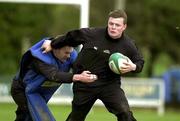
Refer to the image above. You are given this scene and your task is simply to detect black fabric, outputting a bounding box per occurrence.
[116,111,137,121]
[51,34,84,49]
[11,80,32,121]
[14,51,33,83]
[14,108,32,121]
[66,83,137,121]
[67,27,144,87]
[64,27,143,121]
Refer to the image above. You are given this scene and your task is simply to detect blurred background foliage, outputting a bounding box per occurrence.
[0,0,179,77]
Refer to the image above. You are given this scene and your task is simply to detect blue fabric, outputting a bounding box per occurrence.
[163,68,180,103]
[22,38,77,121]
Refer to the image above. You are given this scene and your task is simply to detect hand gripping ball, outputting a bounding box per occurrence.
[108,52,128,74]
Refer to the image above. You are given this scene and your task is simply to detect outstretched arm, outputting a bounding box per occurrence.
[41,28,91,53]
[32,58,97,83]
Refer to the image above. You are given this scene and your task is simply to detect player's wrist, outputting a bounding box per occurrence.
[72,74,81,82]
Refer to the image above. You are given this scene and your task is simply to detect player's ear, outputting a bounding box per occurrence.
[123,24,127,31]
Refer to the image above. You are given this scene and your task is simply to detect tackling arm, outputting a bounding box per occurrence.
[32,58,97,83]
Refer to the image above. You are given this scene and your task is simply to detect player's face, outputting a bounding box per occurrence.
[53,46,73,63]
[107,17,127,39]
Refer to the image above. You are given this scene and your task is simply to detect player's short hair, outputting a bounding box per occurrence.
[108,9,127,24]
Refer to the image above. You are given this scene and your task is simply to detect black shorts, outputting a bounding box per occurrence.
[70,83,130,119]
[11,80,33,121]
[11,80,27,110]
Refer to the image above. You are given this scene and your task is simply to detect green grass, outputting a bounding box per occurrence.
[1,103,180,121]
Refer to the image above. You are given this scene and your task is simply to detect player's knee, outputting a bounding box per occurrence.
[117,103,130,113]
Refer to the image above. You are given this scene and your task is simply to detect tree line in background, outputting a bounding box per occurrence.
[126,0,180,77]
[0,0,179,77]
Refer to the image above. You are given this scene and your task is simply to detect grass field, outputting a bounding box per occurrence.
[0,103,180,121]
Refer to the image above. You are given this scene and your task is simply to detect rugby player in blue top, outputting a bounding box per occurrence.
[11,35,97,121]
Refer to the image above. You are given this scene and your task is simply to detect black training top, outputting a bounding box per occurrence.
[63,27,144,87]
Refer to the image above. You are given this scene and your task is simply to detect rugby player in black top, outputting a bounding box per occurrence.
[42,9,144,121]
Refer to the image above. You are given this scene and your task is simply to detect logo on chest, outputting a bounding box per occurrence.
[93,46,110,54]
[103,49,110,54]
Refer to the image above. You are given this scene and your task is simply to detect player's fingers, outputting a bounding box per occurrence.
[90,74,98,80]
[83,70,91,73]
[122,61,129,65]
[82,71,91,76]
[42,50,46,53]
[120,65,128,70]
[41,47,48,53]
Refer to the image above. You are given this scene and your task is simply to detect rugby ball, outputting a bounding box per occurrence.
[108,53,128,74]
